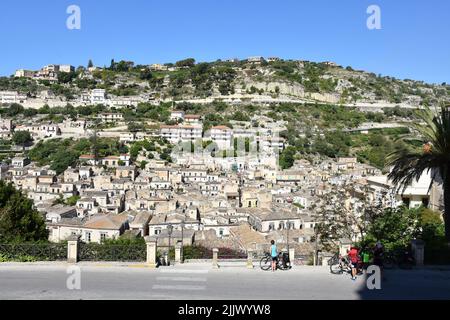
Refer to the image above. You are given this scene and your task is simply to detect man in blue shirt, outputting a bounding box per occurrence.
[270,240,278,272]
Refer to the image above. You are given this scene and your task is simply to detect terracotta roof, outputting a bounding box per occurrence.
[160,125,201,129]
[83,214,128,230]
[211,125,232,131]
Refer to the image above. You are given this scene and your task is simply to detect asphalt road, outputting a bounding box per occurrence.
[0,263,449,300]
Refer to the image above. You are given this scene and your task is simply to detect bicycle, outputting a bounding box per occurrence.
[329,253,363,275]
[260,252,292,271]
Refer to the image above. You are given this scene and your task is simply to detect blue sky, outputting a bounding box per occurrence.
[0,0,449,83]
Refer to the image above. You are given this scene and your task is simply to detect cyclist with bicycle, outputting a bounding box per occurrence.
[347,246,360,281]
[270,240,277,272]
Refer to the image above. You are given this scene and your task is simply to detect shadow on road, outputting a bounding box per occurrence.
[356,267,450,300]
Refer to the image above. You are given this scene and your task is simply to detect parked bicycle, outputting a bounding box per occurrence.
[260,252,292,271]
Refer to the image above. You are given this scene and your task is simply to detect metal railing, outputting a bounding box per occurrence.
[0,243,67,261]
[78,243,146,262]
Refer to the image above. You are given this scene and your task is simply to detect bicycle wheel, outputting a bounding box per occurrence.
[330,259,343,274]
[279,261,292,271]
[260,256,272,271]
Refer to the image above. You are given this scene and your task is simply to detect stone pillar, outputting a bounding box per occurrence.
[212,248,219,269]
[289,248,295,264]
[246,250,254,269]
[175,241,182,264]
[145,237,158,268]
[411,239,425,266]
[67,235,79,264]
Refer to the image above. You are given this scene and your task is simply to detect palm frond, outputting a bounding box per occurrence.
[387,110,449,193]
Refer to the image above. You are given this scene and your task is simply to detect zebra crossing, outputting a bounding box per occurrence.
[152,268,209,291]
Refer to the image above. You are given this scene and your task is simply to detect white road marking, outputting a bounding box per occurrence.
[159,269,209,274]
[156,277,207,282]
[152,285,206,291]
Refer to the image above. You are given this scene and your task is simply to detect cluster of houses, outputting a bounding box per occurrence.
[1,60,444,254]
[1,131,442,255]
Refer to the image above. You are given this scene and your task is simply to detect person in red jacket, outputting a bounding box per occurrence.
[347,247,359,281]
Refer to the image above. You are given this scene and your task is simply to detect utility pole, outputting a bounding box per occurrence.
[286,219,290,254]
[314,227,319,266]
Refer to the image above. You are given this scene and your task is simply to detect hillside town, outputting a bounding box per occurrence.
[0,84,443,258]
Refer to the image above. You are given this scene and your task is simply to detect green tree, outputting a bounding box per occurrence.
[12,131,33,149]
[176,58,196,68]
[0,181,48,242]
[139,68,153,80]
[66,195,81,206]
[387,105,450,241]
[363,207,421,251]
[57,71,76,84]
[279,146,297,169]
[6,103,24,117]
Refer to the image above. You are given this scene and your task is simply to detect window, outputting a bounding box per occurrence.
[85,232,92,243]
[100,233,107,242]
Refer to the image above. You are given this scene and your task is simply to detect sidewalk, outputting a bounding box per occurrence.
[1,261,450,271]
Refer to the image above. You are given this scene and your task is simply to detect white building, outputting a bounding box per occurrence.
[184,115,202,125]
[0,91,27,104]
[366,170,437,209]
[47,214,130,243]
[59,65,75,73]
[0,117,12,138]
[14,69,36,78]
[209,126,233,150]
[170,110,185,121]
[160,125,203,144]
[248,56,265,63]
[150,64,168,71]
[91,89,106,105]
[99,113,124,122]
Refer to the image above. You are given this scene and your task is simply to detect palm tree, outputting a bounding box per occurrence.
[387,105,450,242]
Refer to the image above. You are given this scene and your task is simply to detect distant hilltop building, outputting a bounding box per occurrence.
[225,58,240,63]
[322,61,340,67]
[14,64,75,81]
[247,56,265,64]
[15,69,36,78]
[150,64,168,71]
